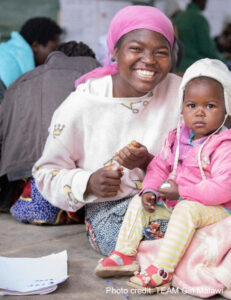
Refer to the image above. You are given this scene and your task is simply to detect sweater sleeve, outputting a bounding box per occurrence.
[140,134,173,194]
[179,141,231,206]
[33,96,97,212]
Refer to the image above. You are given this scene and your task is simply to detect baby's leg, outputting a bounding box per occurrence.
[95,194,170,277]
[116,194,171,256]
[154,200,230,273]
[128,200,229,292]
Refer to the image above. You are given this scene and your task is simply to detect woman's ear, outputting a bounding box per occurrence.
[112,47,119,62]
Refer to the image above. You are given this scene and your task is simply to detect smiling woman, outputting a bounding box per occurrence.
[32,5,182,256]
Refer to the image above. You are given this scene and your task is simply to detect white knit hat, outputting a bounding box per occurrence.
[178,58,231,116]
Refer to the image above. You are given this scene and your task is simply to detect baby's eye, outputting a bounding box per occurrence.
[187,103,195,108]
[207,104,215,109]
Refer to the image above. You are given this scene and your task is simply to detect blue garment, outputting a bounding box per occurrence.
[10,178,60,224]
[0,32,35,87]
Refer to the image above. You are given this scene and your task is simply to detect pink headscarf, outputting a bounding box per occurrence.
[75,5,174,88]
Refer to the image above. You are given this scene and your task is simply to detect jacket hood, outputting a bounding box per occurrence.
[177,58,231,116]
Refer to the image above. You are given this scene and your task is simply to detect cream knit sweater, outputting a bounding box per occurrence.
[33,74,181,211]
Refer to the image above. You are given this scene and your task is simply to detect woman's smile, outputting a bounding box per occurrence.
[136,69,155,80]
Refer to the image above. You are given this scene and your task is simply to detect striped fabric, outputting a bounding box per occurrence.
[116,194,230,272]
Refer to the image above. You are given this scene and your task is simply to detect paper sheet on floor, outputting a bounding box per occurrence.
[0,250,68,295]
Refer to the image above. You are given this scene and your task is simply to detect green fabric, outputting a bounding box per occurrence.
[173,2,224,72]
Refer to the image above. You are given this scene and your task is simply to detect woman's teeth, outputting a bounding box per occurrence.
[136,70,154,78]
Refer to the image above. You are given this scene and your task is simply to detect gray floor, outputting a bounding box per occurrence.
[0,213,224,300]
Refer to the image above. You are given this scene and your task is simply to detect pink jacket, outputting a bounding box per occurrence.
[142,126,231,210]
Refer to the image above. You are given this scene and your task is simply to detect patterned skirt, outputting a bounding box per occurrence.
[10,177,84,225]
[85,196,134,256]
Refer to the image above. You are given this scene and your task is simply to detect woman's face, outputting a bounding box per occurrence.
[112,29,172,98]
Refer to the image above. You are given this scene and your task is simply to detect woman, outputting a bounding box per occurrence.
[33,5,182,256]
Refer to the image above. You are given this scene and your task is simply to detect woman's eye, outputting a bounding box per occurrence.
[130,46,141,51]
[155,51,169,56]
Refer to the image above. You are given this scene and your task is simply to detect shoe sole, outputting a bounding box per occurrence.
[95,264,140,278]
[126,281,171,294]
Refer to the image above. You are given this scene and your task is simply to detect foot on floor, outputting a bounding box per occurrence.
[127,264,172,294]
[95,251,139,278]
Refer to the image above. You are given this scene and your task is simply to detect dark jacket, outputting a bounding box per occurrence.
[0,79,6,103]
[0,51,100,180]
[173,2,224,72]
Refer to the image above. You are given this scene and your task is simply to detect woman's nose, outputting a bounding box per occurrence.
[142,50,155,65]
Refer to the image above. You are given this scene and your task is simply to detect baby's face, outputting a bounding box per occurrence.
[182,77,226,140]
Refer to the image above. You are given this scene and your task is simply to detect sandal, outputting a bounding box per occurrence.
[127,265,172,294]
[95,251,139,278]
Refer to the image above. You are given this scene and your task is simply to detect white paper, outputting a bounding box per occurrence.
[0,285,57,296]
[0,250,68,293]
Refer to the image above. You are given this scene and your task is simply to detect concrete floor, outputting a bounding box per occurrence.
[0,212,224,300]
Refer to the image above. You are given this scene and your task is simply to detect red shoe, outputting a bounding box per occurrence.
[95,251,139,278]
[127,265,172,294]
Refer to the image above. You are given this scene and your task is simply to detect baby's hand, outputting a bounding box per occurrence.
[142,192,156,213]
[158,179,179,200]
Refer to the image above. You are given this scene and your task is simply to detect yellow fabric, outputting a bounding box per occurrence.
[155,200,229,272]
[115,194,171,256]
[116,195,229,272]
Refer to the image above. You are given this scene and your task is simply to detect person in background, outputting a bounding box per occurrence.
[0,79,6,104]
[32,5,182,256]
[173,0,224,73]
[0,41,100,219]
[95,59,231,295]
[0,17,62,88]
[215,16,231,56]
[164,0,181,20]
[215,16,231,70]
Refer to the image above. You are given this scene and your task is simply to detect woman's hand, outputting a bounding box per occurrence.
[157,179,179,200]
[142,192,156,213]
[115,140,153,171]
[85,165,123,198]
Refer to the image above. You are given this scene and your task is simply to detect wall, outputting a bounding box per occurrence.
[1,0,230,59]
[60,0,231,62]
[0,0,59,41]
[59,0,132,63]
